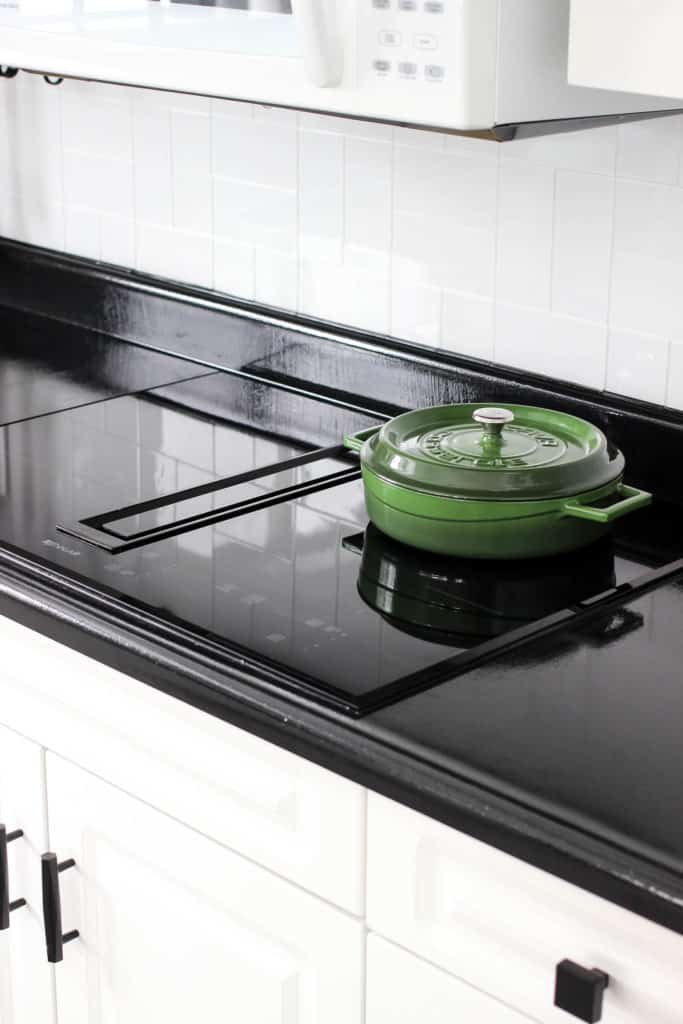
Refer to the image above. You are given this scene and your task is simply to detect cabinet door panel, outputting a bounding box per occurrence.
[367,935,533,1024]
[367,793,683,1024]
[46,752,363,1024]
[0,723,54,1024]
[0,614,364,914]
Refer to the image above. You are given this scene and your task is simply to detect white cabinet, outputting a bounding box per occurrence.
[0,614,365,914]
[367,793,683,1024]
[45,752,364,1024]
[569,0,683,100]
[0,611,680,1024]
[367,934,533,1024]
[0,724,54,1024]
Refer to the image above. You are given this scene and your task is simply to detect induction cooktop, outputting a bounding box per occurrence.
[0,368,679,716]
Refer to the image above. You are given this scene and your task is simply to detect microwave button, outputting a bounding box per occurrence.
[414,33,437,49]
[425,63,445,80]
[398,0,417,10]
[379,30,402,46]
[424,1,444,11]
[398,61,418,77]
[373,59,392,73]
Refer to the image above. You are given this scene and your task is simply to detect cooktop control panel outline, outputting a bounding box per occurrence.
[59,445,360,553]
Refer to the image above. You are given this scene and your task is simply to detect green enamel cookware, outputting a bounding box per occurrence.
[343,403,652,559]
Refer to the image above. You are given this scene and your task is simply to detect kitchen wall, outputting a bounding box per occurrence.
[1,71,682,410]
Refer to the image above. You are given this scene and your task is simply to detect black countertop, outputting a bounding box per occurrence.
[2,241,683,936]
[0,306,214,425]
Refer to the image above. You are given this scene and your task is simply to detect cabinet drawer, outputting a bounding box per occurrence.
[0,614,365,913]
[367,935,534,1023]
[367,793,683,1024]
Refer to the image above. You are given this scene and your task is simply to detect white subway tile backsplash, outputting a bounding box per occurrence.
[171,110,211,178]
[495,305,607,390]
[137,222,212,289]
[173,172,212,235]
[391,267,441,347]
[213,177,296,253]
[135,161,173,227]
[254,248,297,311]
[617,116,683,186]
[552,170,614,322]
[666,343,683,409]
[299,129,344,258]
[393,145,497,295]
[606,329,670,405]
[62,80,133,163]
[345,137,392,254]
[441,292,495,362]
[610,179,683,338]
[1,73,682,409]
[63,151,135,217]
[213,238,255,300]
[505,125,618,177]
[100,213,136,267]
[496,157,554,308]
[64,206,100,261]
[213,111,296,191]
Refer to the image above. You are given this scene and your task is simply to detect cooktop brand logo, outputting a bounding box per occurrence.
[43,538,81,557]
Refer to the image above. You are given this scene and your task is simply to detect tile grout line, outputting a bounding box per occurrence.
[603,130,621,393]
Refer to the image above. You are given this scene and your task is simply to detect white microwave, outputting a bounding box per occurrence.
[0,0,679,138]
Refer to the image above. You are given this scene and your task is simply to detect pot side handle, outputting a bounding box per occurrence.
[562,483,652,524]
[343,426,381,454]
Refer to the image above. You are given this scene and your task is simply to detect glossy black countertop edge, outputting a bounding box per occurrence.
[0,544,682,935]
[1,239,683,934]
[1,238,683,503]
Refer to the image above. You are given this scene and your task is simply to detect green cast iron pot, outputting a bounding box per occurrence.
[343,403,652,560]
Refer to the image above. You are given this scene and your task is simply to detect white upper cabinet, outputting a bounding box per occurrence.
[569,0,683,100]
[45,752,364,1024]
[0,724,54,1024]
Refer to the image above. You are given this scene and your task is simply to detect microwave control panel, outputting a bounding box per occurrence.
[357,0,458,92]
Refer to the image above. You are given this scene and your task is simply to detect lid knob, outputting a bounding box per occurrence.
[473,407,514,442]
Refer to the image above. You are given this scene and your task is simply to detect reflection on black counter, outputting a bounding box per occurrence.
[349,524,618,647]
[0,307,213,426]
[369,581,682,877]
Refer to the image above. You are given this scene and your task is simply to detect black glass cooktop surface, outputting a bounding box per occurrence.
[0,307,213,426]
[0,370,674,714]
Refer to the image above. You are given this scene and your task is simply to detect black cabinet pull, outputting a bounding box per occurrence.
[41,853,79,963]
[0,825,27,930]
[555,959,609,1022]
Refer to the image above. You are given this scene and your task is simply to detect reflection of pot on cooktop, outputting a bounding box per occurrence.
[348,524,618,647]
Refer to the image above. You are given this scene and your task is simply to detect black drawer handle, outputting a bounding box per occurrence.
[0,825,27,930]
[41,853,79,963]
[555,959,609,1022]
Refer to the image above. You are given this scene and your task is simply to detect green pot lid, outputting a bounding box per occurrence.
[362,403,625,501]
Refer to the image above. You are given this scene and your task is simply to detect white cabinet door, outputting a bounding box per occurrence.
[0,724,55,1024]
[46,752,363,1024]
[0,614,365,914]
[367,935,534,1024]
[367,793,683,1024]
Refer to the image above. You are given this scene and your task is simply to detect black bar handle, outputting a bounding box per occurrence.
[555,960,609,1022]
[41,853,79,963]
[0,824,26,930]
